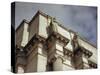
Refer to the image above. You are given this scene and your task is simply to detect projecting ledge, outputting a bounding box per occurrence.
[46,32,69,47]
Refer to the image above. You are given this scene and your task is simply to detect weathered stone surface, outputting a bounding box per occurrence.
[16,10,97,73]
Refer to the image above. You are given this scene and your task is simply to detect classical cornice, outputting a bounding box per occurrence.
[81,47,93,58]
[46,32,69,47]
[88,60,97,68]
[23,34,46,54]
[63,47,73,57]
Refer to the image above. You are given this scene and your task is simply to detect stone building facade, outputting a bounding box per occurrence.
[15,10,97,73]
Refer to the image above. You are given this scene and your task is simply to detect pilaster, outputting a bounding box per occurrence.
[24,34,47,72]
[63,48,74,70]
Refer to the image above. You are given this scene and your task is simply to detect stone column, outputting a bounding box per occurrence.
[47,42,64,71]
[46,32,69,71]
[52,52,74,71]
[63,49,75,70]
[53,56,63,71]
[25,35,47,72]
[37,43,47,72]
[82,54,90,69]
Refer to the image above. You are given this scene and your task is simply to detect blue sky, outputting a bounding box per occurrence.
[15,2,97,46]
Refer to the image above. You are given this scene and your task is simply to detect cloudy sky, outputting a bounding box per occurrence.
[15,2,97,47]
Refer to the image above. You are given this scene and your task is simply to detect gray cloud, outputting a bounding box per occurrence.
[15,2,97,46]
